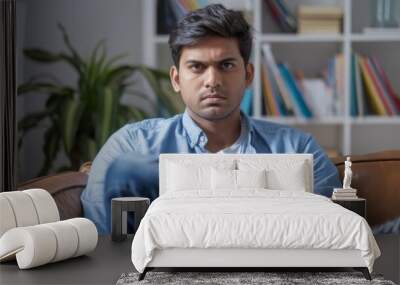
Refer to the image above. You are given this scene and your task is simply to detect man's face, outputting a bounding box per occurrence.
[170,36,254,121]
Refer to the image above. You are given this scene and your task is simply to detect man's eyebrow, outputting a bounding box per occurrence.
[184,57,239,64]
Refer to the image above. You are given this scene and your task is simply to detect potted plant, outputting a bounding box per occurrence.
[18,24,184,175]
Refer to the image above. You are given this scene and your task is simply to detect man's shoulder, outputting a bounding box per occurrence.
[120,114,183,135]
[249,117,310,138]
[97,114,184,156]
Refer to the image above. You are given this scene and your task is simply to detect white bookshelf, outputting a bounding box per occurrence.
[143,0,400,155]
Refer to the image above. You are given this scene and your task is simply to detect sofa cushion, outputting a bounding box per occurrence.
[17,172,88,220]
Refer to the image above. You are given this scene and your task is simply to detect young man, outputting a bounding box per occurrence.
[81,4,341,233]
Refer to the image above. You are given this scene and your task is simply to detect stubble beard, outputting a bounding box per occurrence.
[188,102,241,122]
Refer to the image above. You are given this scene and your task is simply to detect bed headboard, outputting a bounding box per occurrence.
[159,154,313,195]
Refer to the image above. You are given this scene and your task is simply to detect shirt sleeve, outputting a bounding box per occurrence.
[300,134,342,197]
[80,125,136,233]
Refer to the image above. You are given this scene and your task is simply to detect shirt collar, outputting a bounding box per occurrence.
[182,108,255,149]
[182,109,203,148]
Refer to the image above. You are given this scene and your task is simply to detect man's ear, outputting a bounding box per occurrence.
[245,63,254,88]
[170,65,180,92]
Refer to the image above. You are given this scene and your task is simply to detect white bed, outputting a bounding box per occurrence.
[131,154,380,280]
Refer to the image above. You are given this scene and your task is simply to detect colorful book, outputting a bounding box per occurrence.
[370,57,400,114]
[354,54,365,116]
[264,0,297,33]
[278,63,313,118]
[350,54,359,116]
[266,62,287,116]
[240,88,253,115]
[364,58,395,116]
[358,57,387,115]
[275,0,297,31]
[262,44,294,115]
[261,63,280,116]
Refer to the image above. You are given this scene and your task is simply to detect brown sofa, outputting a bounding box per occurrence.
[17,151,400,228]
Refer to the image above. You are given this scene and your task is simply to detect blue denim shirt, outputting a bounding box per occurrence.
[81,110,341,233]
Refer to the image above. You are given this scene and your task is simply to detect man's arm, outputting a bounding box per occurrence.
[301,134,341,197]
[80,125,135,234]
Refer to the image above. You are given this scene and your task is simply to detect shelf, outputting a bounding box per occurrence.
[258,34,344,43]
[350,34,400,42]
[155,34,347,44]
[257,116,345,125]
[145,0,400,155]
[351,117,400,125]
[257,116,400,125]
[155,33,400,44]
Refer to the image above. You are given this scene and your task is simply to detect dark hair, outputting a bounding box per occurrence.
[168,4,253,68]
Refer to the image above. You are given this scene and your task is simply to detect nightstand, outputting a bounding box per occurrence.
[111,197,150,242]
[331,198,366,218]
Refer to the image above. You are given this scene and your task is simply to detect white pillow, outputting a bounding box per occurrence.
[211,168,236,190]
[237,169,267,189]
[166,160,235,192]
[237,159,309,192]
[211,168,267,190]
[266,164,307,191]
[167,162,210,191]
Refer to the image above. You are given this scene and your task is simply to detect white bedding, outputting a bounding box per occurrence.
[131,190,380,273]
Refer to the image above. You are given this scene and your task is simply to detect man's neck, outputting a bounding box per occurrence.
[188,110,242,153]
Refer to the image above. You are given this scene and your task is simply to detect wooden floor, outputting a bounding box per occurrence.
[373,235,400,284]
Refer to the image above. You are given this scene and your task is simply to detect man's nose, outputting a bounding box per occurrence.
[204,66,222,90]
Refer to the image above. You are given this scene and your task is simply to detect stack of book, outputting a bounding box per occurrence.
[332,188,358,200]
[260,44,344,118]
[351,53,400,116]
[259,46,399,119]
[297,5,343,34]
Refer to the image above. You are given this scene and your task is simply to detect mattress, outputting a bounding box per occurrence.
[131,190,380,273]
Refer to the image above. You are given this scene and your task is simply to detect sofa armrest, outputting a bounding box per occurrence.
[332,150,400,227]
[17,171,88,220]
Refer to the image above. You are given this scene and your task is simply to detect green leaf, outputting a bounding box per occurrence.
[18,81,74,95]
[59,53,84,75]
[79,135,98,162]
[23,49,61,63]
[120,105,147,122]
[160,81,185,113]
[146,67,170,79]
[45,89,74,111]
[39,125,61,176]
[61,98,84,154]
[103,52,129,71]
[104,65,135,86]
[96,87,117,147]
[137,66,183,115]
[18,111,49,131]
[90,39,106,66]
[57,23,84,67]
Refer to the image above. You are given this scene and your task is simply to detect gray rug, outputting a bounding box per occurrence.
[117,271,396,285]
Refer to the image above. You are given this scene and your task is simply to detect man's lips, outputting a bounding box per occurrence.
[201,94,226,101]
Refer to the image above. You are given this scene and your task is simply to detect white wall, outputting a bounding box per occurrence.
[17,0,144,182]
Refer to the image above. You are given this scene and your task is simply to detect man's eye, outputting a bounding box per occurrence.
[221,62,235,70]
[189,64,204,72]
